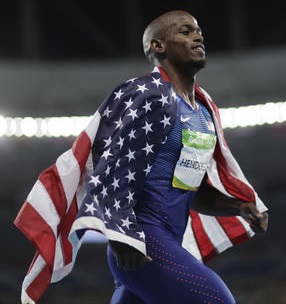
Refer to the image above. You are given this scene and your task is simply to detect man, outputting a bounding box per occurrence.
[104,10,268,304]
[15,10,268,304]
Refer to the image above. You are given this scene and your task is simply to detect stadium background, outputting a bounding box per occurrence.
[1,1,285,303]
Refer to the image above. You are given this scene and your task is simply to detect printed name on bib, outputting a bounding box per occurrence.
[179,158,207,171]
[172,129,216,191]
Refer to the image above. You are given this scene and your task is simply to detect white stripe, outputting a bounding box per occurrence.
[202,88,268,212]
[52,156,95,279]
[21,291,35,304]
[51,112,100,274]
[255,195,268,213]
[75,151,94,210]
[56,148,81,207]
[182,216,203,261]
[53,237,65,272]
[236,216,255,238]
[54,111,100,209]
[51,260,74,283]
[69,216,147,256]
[21,111,102,303]
[207,159,230,196]
[49,113,101,286]
[200,214,233,253]
[27,180,59,238]
[84,110,101,142]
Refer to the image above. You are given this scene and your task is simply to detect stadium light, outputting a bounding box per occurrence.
[0,101,286,138]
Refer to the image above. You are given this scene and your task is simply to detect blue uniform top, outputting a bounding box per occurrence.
[136,95,216,243]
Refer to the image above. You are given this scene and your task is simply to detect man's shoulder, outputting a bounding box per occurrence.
[111,70,170,97]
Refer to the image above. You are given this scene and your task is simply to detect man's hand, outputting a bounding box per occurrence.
[240,202,269,234]
[109,240,152,271]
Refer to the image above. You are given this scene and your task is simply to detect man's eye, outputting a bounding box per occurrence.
[180,31,190,35]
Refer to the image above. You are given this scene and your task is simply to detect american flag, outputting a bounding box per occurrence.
[14,66,267,304]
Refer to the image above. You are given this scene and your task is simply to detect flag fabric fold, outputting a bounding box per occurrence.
[14,66,267,303]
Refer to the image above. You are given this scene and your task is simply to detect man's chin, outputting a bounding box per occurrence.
[193,58,207,68]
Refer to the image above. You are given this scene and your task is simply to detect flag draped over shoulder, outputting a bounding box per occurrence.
[14,66,267,304]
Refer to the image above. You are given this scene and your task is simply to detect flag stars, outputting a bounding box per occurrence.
[85,202,97,215]
[127,77,138,83]
[77,74,181,245]
[117,136,124,149]
[126,191,135,204]
[92,195,99,206]
[136,84,149,93]
[105,165,111,176]
[144,164,152,176]
[103,136,112,148]
[102,148,112,160]
[152,77,163,87]
[128,129,136,140]
[143,100,152,113]
[89,175,101,187]
[137,231,146,240]
[160,115,171,128]
[114,117,124,129]
[101,185,108,198]
[125,170,136,183]
[142,121,153,134]
[121,216,133,229]
[124,97,133,109]
[112,177,120,190]
[142,143,154,155]
[103,107,112,117]
[126,149,135,162]
[171,90,177,100]
[159,94,169,107]
[114,89,124,100]
[115,159,121,168]
[113,199,121,211]
[116,224,126,234]
[105,207,112,219]
[128,108,138,121]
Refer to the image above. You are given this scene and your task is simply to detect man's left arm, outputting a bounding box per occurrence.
[191,176,269,234]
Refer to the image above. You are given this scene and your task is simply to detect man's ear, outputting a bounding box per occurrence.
[150,38,165,54]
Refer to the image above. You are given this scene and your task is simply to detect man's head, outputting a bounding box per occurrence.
[142,10,206,71]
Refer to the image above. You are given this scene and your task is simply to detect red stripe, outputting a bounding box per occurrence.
[196,84,257,203]
[56,130,91,265]
[158,66,170,81]
[27,251,40,274]
[14,202,56,267]
[38,164,67,219]
[26,261,52,302]
[190,211,217,262]
[216,216,250,245]
[57,197,79,265]
[213,149,256,202]
[15,131,92,302]
[72,130,92,172]
[37,131,91,222]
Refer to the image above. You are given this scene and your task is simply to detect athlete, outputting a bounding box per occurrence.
[106,10,269,304]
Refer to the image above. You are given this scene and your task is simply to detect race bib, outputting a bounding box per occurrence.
[172,129,217,191]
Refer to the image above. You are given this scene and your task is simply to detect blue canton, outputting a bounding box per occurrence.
[76,69,177,243]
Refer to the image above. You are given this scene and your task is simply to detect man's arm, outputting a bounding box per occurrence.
[109,240,152,271]
[191,176,269,234]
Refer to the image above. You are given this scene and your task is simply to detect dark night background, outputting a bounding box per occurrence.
[1,1,286,303]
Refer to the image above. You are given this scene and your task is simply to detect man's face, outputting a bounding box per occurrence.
[162,14,206,69]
